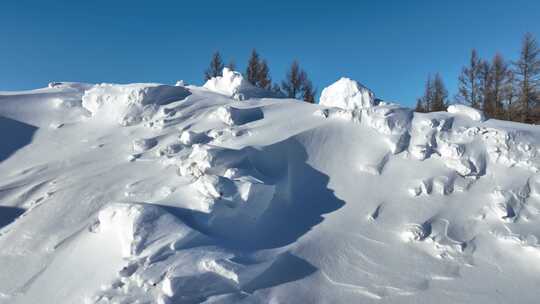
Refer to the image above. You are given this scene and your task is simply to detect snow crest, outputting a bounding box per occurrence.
[203,68,278,100]
[320,77,376,110]
[82,83,190,125]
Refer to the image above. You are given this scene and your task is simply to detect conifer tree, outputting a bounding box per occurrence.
[245,49,272,89]
[204,51,224,81]
[514,33,540,123]
[431,73,448,111]
[489,54,512,119]
[417,75,433,112]
[301,78,316,103]
[456,49,483,109]
[281,61,304,99]
[257,60,272,90]
[246,49,261,86]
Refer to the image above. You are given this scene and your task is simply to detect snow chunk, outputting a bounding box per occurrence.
[96,203,190,258]
[447,104,485,122]
[82,83,191,125]
[320,77,376,110]
[203,68,276,100]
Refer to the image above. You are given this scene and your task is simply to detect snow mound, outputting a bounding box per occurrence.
[447,104,486,122]
[203,68,277,100]
[5,79,540,304]
[319,77,376,110]
[82,83,191,125]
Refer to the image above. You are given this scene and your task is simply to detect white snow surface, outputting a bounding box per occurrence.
[447,104,486,122]
[203,68,277,100]
[2,77,540,303]
[319,77,376,110]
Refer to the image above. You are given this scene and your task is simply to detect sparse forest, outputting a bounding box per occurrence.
[206,33,540,123]
[204,50,316,103]
[418,33,540,124]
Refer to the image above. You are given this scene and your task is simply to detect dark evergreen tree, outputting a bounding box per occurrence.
[204,51,224,81]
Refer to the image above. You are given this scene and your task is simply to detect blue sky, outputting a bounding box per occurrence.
[2,0,540,106]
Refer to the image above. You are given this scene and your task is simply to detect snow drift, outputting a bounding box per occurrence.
[319,77,376,110]
[2,72,540,304]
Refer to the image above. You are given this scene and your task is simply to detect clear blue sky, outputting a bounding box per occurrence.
[2,0,540,106]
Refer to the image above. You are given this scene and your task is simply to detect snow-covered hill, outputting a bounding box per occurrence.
[1,72,540,304]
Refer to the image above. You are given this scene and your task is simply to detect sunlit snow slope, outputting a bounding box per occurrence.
[1,72,540,304]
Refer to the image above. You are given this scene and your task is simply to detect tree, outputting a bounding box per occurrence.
[204,51,224,81]
[479,60,493,116]
[281,61,305,98]
[415,98,426,113]
[514,33,540,123]
[257,60,272,90]
[416,74,433,112]
[431,73,448,111]
[456,49,483,109]
[246,49,261,86]
[245,49,272,89]
[301,78,316,103]
[488,54,513,119]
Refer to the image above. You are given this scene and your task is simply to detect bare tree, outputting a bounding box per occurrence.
[246,49,260,86]
[417,74,433,112]
[204,51,224,81]
[257,60,272,90]
[514,33,540,123]
[281,61,305,98]
[301,78,316,103]
[488,54,513,119]
[245,49,272,89]
[431,73,448,111]
[456,49,483,109]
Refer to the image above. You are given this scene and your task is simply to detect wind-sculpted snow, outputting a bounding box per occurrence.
[319,77,376,110]
[2,75,540,303]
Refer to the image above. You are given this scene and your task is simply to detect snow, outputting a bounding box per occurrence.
[319,77,376,110]
[203,68,278,100]
[2,75,540,303]
[447,104,486,122]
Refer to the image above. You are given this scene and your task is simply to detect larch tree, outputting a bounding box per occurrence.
[513,33,540,123]
[257,60,272,90]
[431,73,448,112]
[246,49,261,86]
[456,49,483,109]
[489,54,512,119]
[281,61,305,99]
[204,51,224,81]
[245,49,272,89]
[416,74,433,112]
[301,77,316,103]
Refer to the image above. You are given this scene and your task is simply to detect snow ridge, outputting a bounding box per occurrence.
[2,74,540,303]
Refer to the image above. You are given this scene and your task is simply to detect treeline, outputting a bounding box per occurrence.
[416,33,540,124]
[204,50,316,103]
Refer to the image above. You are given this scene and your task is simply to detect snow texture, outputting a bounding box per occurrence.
[319,77,376,110]
[2,74,540,303]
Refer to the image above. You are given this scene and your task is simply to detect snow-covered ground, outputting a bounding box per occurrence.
[1,72,540,303]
